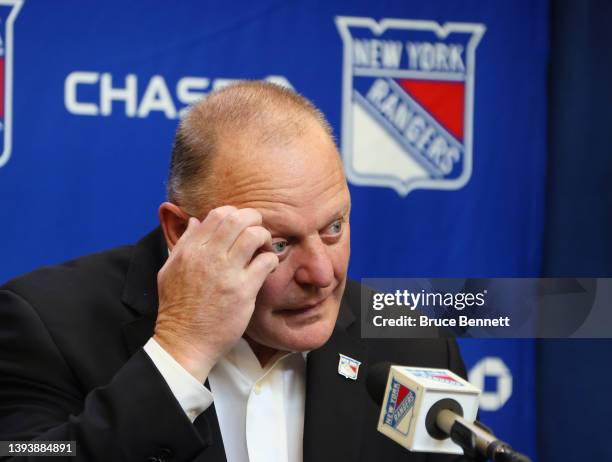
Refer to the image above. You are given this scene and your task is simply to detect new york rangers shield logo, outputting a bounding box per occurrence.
[336,17,485,196]
[0,0,22,168]
[338,353,361,380]
[383,377,416,435]
[410,369,465,386]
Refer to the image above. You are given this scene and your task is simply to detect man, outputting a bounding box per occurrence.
[0,82,466,461]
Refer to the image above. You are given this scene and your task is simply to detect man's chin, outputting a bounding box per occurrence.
[248,320,337,354]
[283,329,335,353]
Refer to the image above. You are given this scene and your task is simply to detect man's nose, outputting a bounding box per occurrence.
[293,236,334,288]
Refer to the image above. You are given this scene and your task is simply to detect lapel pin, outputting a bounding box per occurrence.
[338,353,361,380]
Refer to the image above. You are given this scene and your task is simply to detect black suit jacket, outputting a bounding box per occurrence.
[0,228,467,462]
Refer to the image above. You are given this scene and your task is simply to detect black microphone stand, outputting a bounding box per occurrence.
[449,419,532,462]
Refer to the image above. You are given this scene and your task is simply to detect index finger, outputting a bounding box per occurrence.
[190,205,238,244]
[209,208,263,251]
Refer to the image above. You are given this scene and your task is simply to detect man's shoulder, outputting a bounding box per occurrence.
[2,243,134,302]
[0,228,164,320]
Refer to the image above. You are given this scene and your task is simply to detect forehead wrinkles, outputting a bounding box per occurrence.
[212,136,346,200]
[219,163,345,204]
[224,173,350,236]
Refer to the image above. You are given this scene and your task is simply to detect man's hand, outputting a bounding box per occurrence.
[153,206,279,382]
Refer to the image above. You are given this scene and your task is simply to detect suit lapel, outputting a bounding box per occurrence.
[303,298,369,462]
[120,228,166,355]
[122,315,156,355]
[119,228,227,460]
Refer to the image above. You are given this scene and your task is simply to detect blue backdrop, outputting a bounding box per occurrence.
[0,1,555,460]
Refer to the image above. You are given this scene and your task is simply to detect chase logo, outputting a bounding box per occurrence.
[383,378,416,435]
[0,0,22,169]
[335,17,485,196]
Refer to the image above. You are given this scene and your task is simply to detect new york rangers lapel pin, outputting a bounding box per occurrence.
[338,353,361,380]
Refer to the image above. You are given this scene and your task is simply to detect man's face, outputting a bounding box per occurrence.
[211,121,351,353]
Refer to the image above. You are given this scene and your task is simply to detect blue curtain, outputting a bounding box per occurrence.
[539,1,612,460]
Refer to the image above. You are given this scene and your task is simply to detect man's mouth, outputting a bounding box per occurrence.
[277,297,328,316]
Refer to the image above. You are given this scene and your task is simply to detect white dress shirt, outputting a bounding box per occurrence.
[144,337,306,462]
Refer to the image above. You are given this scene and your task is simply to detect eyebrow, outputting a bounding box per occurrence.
[262,203,350,236]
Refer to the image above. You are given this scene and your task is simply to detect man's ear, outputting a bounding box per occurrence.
[158,202,190,251]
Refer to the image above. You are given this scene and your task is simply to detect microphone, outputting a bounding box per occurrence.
[366,362,532,462]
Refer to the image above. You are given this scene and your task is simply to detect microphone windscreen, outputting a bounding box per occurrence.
[366,361,392,406]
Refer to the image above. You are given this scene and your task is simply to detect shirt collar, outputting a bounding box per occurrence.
[222,338,306,384]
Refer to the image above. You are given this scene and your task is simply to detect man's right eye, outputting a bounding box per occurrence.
[271,240,289,255]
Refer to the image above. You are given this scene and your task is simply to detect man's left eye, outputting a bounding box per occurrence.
[327,219,343,235]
